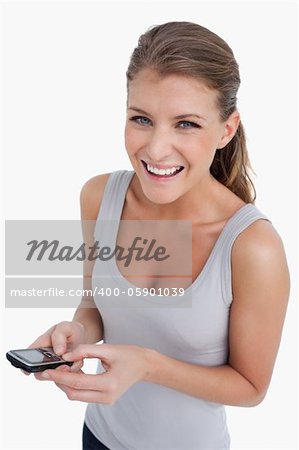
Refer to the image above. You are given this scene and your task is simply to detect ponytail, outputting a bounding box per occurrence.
[210,121,256,203]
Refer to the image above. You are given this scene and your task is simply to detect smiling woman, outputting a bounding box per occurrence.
[26,21,290,450]
[125,21,254,206]
[125,69,241,205]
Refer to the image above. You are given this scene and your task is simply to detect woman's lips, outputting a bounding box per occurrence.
[141,160,184,179]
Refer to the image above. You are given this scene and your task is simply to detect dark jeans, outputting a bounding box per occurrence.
[82,423,110,450]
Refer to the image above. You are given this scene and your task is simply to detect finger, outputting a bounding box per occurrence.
[101,362,109,372]
[40,368,110,391]
[51,322,74,355]
[69,360,84,373]
[34,364,71,381]
[28,324,57,349]
[53,370,84,391]
[34,372,46,381]
[63,344,113,362]
[54,382,112,404]
[21,369,31,376]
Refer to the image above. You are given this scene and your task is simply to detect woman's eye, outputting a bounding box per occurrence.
[130,116,152,126]
[129,117,200,129]
[178,120,200,129]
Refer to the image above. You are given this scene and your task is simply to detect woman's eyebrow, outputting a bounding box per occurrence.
[128,106,207,122]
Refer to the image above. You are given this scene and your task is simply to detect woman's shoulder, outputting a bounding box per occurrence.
[233,212,284,257]
[80,173,112,220]
[231,214,289,292]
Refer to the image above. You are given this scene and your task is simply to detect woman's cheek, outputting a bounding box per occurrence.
[125,129,148,156]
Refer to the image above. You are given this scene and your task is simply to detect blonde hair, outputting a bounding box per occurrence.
[126,21,256,203]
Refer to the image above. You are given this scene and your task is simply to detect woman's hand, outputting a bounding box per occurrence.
[22,321,87,376]
[30,321,86,354]
[37,344,152,404]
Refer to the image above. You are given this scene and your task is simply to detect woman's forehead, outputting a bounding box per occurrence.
[127,69,219,116]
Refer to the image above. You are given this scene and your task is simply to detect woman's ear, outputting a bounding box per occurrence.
[217,111,240,149]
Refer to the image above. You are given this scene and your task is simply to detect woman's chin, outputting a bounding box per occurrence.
[142,190,179,205]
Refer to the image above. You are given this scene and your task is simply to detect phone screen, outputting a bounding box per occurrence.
[12,349,61,364]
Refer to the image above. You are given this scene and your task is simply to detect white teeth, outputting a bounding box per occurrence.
[146,163,182,176]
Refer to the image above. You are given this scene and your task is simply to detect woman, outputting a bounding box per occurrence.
[29,22,290,449]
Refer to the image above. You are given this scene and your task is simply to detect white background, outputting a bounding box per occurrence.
[1,1,298,449]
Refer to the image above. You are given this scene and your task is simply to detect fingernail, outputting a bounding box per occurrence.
[62,352,71,360]
[41,371,50,379]
[55,346,64,354]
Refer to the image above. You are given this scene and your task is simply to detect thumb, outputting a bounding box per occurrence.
[63,344,111,362]
[51,332,68,356]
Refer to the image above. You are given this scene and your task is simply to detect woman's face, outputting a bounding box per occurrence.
[125,68,239,205]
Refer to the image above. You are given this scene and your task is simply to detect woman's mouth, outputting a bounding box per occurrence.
[141,160,184,178]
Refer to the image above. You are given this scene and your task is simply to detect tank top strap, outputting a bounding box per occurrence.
[96,170,135,221]
[94,170,134,246]
[218,203,272,305]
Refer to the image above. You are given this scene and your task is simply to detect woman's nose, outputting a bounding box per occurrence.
[146,128,174,162]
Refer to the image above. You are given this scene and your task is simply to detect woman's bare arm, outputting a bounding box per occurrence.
[72,173,110,344]
[142,219,290,406]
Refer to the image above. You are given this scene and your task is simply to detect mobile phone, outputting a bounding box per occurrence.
[6,347,73,373]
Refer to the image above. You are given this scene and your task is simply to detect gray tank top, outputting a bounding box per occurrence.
[85,170,270,450]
